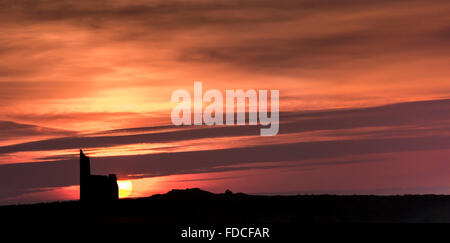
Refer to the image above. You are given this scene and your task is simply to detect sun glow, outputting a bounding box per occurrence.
[117,180,133,198]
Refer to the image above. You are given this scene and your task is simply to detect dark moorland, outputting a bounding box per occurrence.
[2,188,450,225]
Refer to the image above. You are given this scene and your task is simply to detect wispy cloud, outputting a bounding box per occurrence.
[1,99,450,204]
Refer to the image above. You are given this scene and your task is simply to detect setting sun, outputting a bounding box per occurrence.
[117,180,133,198]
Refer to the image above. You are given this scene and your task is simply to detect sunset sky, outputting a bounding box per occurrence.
[1,0,450,205]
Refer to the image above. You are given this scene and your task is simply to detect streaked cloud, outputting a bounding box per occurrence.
[1,99,450,204]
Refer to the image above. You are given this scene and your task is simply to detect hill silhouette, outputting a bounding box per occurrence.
[2,188,450,225]
[1,188,449,240]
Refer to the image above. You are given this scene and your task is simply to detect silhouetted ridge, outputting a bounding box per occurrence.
[150,188,215,200]
[148,188,247,200]
[1,189,450,225]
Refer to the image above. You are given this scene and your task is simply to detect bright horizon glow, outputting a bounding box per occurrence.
[117,180,133,198]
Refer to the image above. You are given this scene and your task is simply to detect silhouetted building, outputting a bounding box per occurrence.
[80,150,118,202]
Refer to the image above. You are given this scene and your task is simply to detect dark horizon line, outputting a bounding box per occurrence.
[2,187,450,207]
